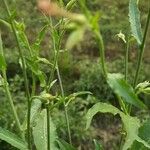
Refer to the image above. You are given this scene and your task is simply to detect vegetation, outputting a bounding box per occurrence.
[0,0,150,149]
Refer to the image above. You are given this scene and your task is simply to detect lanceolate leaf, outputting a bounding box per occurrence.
[129,0,143,45]
[0,127,27,150]
[86,102,150,150]
[32,110,58,150]
[107,73,147,109]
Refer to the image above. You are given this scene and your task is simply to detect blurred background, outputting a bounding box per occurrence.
[0,0,150,149]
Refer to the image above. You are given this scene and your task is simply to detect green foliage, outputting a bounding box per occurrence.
[0,33,6,71]
[0,127,27,150]
[32,110,58,150]
[56,139,76,150]
[129,0,143,45]
[0,0,150,149]
[93,139,103,150]
[86,102,150,150]
[74,61,114,101]
[131,118,150,150]
[107,73,147,109]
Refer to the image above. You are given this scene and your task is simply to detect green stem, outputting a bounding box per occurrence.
[56,66,72,144]
[133,6,150,88]
[125,39,129,81]
[46,17,72,144]
[46,105,50,150]
[116,95,128,115]
[2,1,31,149]
[2,70,24,138]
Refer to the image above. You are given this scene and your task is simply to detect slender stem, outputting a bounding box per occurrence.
[2,70,24,137]
[46,105,50,150]
[125,39,129,81]
[133,6,150,88]
[2,1,31,149]
[46,17,72,144]
[116,95,128,115]
[56,66,72,144]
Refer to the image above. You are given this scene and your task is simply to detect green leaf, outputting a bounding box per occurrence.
[66,27,85,50]
[131,118,150,150]
[0,127,27,150]
[86,102,150,150]
[32,110,58,150]
[56,139,76,150]
[30,99,42,126]
[93,139,103,150]
[33,25,48,54]
[107,73,147,109]
[0,33,7,71]
[129,0,142,45]
[26,57,46,87]
[65,91,92,106]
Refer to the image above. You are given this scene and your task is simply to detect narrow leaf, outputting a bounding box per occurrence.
[129,0,142,45]
[107,73,147,109]
[0,127,27,150]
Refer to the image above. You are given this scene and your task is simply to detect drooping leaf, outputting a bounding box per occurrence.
[66,27,85,50]
[32,110,58,150]
[0,127,27,150]
[56,139,76,150]
[93,139,103,150]
[86,102,150,150]
[0,33,6,71]
[129,0,142,45]
[107,73,147,109]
